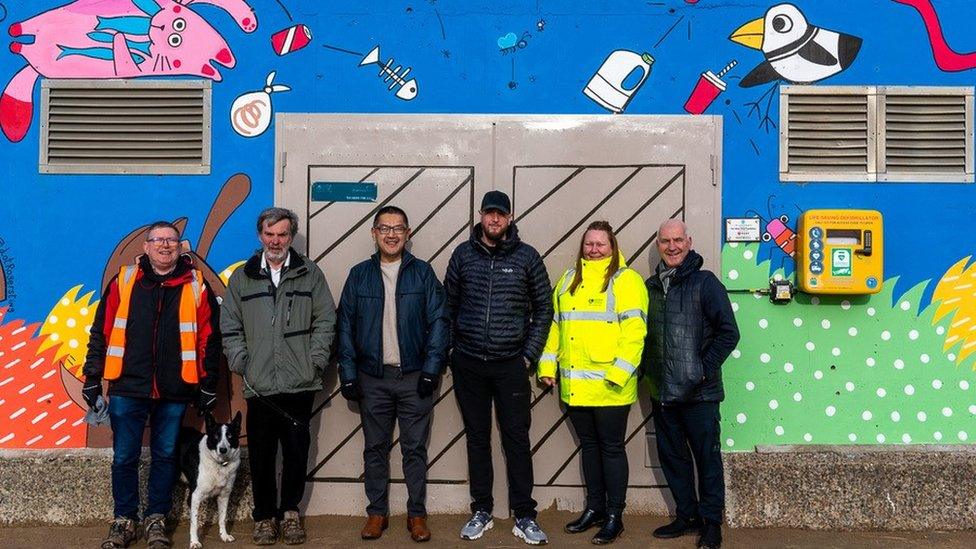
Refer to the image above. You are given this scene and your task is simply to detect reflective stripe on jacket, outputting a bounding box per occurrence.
[538,255,648,407]
[104,264,204,384]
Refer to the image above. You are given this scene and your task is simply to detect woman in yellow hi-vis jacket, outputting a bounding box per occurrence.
[539,220,648,545]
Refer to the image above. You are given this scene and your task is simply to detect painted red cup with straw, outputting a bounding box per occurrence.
[683,60,737,115]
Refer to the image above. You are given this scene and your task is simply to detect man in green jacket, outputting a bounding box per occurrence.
[221,207,337,546]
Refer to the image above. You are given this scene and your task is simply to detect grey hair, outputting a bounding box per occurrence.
[257,207,299,237]
[658,218,690,239]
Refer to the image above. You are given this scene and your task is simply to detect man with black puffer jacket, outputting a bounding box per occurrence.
[644,219,739,549]
[337,205,448,543]
[445,190,553,546]
[82,221,221,549]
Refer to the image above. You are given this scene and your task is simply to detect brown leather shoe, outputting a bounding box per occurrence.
[408,516,431,542]
[361,515,389,540]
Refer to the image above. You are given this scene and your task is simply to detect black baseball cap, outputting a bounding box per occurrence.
[480,190,511,215]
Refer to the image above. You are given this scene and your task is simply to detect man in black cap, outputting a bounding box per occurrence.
[445,190,553,545]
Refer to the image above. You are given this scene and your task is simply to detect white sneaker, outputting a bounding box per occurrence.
[460,510,494,540]
[513,517,548,545]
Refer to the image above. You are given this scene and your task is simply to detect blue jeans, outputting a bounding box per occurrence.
[108,396,187,519]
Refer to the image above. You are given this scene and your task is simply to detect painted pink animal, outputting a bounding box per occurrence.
[2,0,257,142]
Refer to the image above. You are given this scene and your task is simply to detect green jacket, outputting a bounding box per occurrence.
[221,248,336,398]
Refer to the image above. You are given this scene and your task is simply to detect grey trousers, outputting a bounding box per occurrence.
[359,366,433,517]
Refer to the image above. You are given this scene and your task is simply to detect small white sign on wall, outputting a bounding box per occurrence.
[725,217,762,242]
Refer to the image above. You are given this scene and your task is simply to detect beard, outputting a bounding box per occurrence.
[483,224,507,243]
[264,247,288,264]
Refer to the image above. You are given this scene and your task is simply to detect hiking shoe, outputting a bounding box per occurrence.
[253,518,279,546]
[144,514,171,548]
[459,511,494,540]
[281,511,307,545]
[100,517,136,549]
[512,517,548,545]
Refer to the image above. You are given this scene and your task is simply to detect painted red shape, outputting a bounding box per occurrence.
[894,0,976,72]
[216,48,232,64]
[201,64,215,77]
[9,42,21,54]
[173,59,181,68]
[173,4,182,13]
[8,23,22,37]
[0,92,32,142]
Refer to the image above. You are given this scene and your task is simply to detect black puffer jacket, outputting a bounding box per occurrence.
[444,222,553,362]
[643,250,739,404]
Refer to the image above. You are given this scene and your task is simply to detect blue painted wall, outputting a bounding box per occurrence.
[1,0,974,449]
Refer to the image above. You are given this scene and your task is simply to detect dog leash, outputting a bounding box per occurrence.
[241,374,307,427]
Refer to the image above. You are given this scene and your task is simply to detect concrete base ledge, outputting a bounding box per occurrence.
[725,446,976,530]
[4,447,976,529]
[0,448,253,526]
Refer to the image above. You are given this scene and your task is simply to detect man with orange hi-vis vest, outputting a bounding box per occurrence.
[82,221,221,549]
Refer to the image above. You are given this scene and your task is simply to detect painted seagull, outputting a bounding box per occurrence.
[729,3,862,88]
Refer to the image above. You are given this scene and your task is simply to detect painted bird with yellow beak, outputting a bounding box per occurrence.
[730,3,862,87]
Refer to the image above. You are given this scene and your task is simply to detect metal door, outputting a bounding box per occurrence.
[275,114,722,516]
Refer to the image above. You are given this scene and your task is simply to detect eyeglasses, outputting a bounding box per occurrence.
[146,237,179,246]
[373,225,408,235]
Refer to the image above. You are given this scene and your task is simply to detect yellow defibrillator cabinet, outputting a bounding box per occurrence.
[797,210,883,295]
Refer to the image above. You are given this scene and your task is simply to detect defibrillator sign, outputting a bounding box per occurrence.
[831,248,852,277]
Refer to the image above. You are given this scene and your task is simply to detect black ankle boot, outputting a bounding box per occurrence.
[564,509,607,534]
[591,513,623,545]
[652,515,702,539]
[697,520,722,548]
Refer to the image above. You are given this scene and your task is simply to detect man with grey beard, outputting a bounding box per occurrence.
[222,207,336,546]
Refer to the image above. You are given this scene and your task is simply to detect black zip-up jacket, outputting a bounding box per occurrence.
[337,250,449,381]
[83,255,221,400]
[643,250,739,404]
[444,222,553,362]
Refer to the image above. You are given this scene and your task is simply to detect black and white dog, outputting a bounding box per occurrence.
[179,411,242,549]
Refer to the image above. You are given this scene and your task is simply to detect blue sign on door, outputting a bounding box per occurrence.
[311,182,378,202]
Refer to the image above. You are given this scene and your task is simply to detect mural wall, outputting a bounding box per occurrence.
[1,0,975,451]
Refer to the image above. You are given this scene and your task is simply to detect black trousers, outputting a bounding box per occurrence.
[651,400,724,524]
[567,405,631,514]
[359,366,433,517]
[451,352,537,519]
[245,391,316,521]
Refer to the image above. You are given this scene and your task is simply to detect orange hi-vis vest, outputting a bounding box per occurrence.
[103,264,205,384]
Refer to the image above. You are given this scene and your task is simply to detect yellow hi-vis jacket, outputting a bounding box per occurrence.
[538,255,648,407]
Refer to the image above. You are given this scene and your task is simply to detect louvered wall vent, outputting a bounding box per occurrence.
[781,86,973,183]
[40,79,211,175]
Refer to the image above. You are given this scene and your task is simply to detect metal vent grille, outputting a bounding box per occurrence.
[879,89,973,181]
[781,86,875,182]
[40,79,211,174]
[781,85,973,183]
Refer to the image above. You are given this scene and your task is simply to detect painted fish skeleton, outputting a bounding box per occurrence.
[1,0,257,142]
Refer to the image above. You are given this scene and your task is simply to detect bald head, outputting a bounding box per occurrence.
[658,219,690,239]
[657,219,693,268]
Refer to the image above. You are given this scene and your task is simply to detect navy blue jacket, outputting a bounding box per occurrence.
[643,250,740,404]
[444,222,553,363]
[337,250,449,381]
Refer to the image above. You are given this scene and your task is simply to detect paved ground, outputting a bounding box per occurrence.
[3,511,976,548]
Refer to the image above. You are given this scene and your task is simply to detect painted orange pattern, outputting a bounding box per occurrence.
[0,307,86,448]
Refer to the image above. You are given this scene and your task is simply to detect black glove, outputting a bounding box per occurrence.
[81,377,102,409]
[340,379,363,401]
[197,387,217,416]
[417,373,438,399]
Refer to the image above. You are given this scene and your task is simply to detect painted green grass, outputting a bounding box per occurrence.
[719,243,976,450]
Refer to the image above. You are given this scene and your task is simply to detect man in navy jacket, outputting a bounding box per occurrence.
[337,205,448,543]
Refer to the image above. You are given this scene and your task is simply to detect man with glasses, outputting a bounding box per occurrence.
[337,205,448,542]
[445,190,553,545]
[221,207,337,545]
[82,221,222,549]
